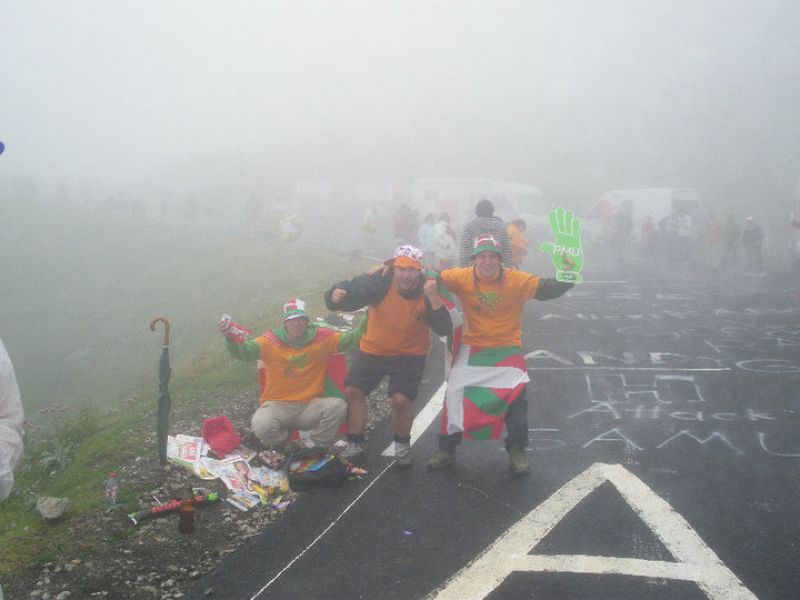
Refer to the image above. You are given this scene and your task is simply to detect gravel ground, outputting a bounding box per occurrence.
[6,380,391,600]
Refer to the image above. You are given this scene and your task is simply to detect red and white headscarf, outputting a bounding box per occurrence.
[471,234,502,257]
[385,244,423,269]
[282,298,308,322]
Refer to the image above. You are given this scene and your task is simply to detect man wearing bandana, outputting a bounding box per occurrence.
[325,245,452,467]
[429,234,574,476]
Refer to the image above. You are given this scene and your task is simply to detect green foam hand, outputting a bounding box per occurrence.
[539,207,584,283]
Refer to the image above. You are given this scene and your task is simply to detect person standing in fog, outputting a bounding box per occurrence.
[507,218,529,269]
[459,199,513,267]
[393,204,418,246]
[704,212,722,267]
[0,338,23,502]
[641,215,658,256]
[790,212,800,264]
[742,216,764,271]
[324,245,451,468]
[362,203,380,253]
[417,214,437,268]
[435,213,458,270]
[721,214,741,268]
[427,235,574,476]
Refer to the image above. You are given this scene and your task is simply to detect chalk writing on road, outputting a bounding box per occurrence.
[525,349,800,373]
[570,402,774,423]
[528,428,800,457]
[585,373,706,404]
[429,463,756,600]
[541,371,789,456]
[736,359,800,374]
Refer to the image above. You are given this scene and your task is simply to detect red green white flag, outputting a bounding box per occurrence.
[433,276,529,440]
[441,344,529,439]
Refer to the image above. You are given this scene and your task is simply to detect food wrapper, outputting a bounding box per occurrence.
[220,314,252,344]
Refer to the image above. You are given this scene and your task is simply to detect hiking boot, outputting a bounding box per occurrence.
[241,430,269,452]
[338,441,365,461]
[508,447,530,477]
[394,443,413,469]
[426,451,455,471]
[258,449,287,470]
[282,440,302,457]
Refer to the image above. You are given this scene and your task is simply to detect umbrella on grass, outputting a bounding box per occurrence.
[149,316,171,464]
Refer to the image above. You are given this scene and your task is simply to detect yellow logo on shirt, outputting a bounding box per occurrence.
[475,290,500,315]
[284,353,309,377]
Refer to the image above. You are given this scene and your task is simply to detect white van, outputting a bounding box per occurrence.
[411,178,550,235]
[583,187,702,243]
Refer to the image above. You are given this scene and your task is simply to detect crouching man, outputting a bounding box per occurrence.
[219,298,364,453]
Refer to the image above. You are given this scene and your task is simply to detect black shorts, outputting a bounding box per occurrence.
[345,350,427,401]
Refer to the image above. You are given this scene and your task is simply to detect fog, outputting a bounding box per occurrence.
[1,0,799,214]
[2,0,800,420]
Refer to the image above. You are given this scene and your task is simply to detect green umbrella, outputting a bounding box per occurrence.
[149,317,171,464]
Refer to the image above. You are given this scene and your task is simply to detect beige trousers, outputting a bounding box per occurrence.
[251,397,346,449]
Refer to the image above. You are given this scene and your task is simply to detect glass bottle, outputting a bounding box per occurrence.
[103,472,118,512]
[178,491,195,533]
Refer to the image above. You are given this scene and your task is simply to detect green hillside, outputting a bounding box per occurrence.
[0,196,370,577]
[0,197,358,419]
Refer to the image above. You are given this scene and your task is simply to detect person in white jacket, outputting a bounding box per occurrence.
[435,213,458,269]
[0,338,24,501]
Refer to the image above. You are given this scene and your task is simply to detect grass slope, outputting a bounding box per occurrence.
[0,197,371,578]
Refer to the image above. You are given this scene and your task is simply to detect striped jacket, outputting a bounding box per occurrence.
[458,216,513,267]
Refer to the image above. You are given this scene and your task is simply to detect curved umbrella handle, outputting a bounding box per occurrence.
[149,316,171,346]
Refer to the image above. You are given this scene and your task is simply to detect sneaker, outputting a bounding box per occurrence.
[258,449,287,470]
[508,447,530,477]
[394,443,413,469]
[339,441,365,461]
[241,430,269,453]
[426,451,456,471]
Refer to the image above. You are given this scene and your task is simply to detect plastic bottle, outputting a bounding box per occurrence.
[103,472,118,512]
[178,492,196,533]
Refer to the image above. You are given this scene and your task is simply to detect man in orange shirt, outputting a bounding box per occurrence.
[325,245,452,468]
[219,298,364,453]
[507,218,529,269]
[427,235,574,476]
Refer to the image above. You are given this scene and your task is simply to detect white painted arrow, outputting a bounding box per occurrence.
[430,462,756,599]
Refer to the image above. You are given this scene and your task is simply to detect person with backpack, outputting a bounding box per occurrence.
[459,199,513,267]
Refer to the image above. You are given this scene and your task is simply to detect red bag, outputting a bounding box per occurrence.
[202,416,241,458]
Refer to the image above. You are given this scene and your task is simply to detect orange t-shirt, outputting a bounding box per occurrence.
[440,267,540,347]
[256,331,341,404]
[359,282,430,356]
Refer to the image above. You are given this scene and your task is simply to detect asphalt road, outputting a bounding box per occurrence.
[188,255,800,600]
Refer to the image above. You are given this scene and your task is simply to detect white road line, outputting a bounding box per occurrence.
[430,462,756,600]
[529,366,731,371]
[250,460,396,600]
[251,382,448,597]
[382,382,446,457]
